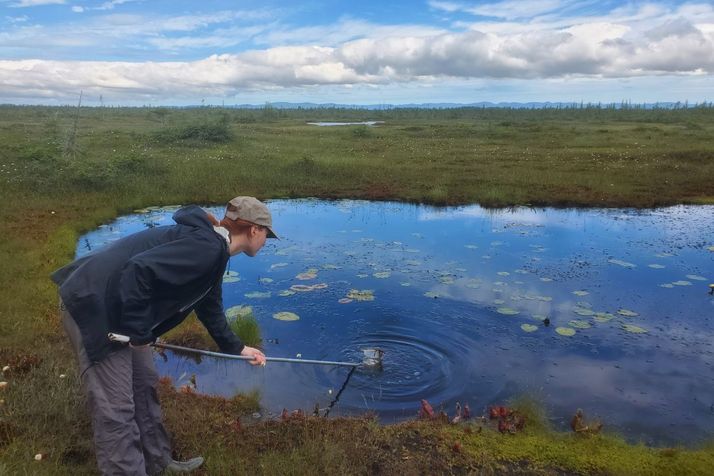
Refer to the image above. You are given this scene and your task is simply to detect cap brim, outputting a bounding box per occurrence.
[267,227,279,239]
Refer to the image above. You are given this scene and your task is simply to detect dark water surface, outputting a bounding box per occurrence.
[77,200,714,446]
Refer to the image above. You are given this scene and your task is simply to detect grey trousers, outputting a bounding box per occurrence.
[61,302,172,475]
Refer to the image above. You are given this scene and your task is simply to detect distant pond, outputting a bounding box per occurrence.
[76,200,714,446]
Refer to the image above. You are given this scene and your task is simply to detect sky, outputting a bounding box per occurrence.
[0,0,713,106]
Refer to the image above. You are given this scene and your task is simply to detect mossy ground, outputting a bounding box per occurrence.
[0,105,712,474]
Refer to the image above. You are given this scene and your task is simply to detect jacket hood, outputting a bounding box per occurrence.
[172,205,213,229]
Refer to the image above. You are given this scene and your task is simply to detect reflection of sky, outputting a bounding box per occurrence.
[77,201,714,446]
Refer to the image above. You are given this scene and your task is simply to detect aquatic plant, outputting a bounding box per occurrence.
[496,307,519,316]
[347,289,375,301]
[617,309,639,317]
[622,324,647,334]
[556,327,576,336]
[520,324,538,332]
[273,312,300,322]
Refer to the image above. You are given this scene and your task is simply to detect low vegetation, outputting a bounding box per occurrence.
[0,105,712,474]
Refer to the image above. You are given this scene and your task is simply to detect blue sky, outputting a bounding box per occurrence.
[1,0,713,105]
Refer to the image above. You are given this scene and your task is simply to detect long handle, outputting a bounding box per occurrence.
[153,342,360,368]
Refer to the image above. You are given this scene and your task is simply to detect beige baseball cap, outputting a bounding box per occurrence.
[225,196,278,239]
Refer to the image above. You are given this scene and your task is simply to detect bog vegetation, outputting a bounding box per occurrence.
[0,104,713,474]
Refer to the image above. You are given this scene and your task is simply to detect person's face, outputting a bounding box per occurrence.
[244,225,268,257]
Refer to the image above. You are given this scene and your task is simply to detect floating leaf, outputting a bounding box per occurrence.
[404,260,422,266]
[245,291,271,299]
[497,307,519,316]
[573,308,595,316]
[493,299,505,305]
[556,327,576,336]
[273,312,300,322]
[685,275,706,281]
[514,269,529,274]
[225,270,239,277]
[622,324,647,334]
[259,278,273,284]
[438,276,455,284]
[608,259,636,268]
[540,277,553,282]
[521,324,538,333]
[424,291,442,298]
[593,312,616,322]
[223,276,240,283]
[278,290,296,296]
[655,252,674,258]
[322,264,341,270]
[617,309,639,317]
[373,272,391,279]
[226,305,253,319]
[572,290,589,296]
[356,274,369,278]
[648,264,666,269]
[338,298,353,304]
[270,262,289,270]
[576,301,592,308]
[464,244,478,249]
[296,272,317,280]
[659,283,674,288]
[532,314,548,321]
[400,282,411,287]
[347,289,375,301]
[497,271,510,276]
[311,283,328,290]
[569,320,592,329]
[671,280,692,286]
[290,284,314,292]
[708,246,714,252]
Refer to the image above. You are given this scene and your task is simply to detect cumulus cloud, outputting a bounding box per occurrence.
[0,1,713,102]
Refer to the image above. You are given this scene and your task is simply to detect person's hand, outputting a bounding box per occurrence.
[241,346,266,366]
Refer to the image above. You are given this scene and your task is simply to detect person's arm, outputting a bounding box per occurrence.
[118,236,218,346]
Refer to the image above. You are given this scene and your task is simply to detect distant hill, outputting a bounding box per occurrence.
[210,101,701,110]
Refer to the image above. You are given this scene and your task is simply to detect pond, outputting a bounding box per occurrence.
[76,200,714,446]
[306,121,384,126]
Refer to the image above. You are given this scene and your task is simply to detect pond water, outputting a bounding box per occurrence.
[306,121,384,126]
[76,200,714,446]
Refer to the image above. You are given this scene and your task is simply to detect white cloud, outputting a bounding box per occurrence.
[8,0,64,6]
[71,5,83,13]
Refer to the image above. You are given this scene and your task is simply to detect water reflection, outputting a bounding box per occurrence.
[77,200,714,445]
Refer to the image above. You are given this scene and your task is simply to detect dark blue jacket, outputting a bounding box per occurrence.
[51,205,245,363]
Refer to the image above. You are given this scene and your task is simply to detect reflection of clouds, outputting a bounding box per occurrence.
[418,205,551,226]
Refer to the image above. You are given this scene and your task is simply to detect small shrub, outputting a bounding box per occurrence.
[352,126,372,138]
[152,120,233,144]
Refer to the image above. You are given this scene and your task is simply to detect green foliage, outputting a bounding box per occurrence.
[229,313,261,347]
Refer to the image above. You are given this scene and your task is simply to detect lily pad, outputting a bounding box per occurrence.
[685,274,706,281]
[655,252,674,258]
[622,324,647,334]
[225,270,240,277]
[497,271,510,276]
[338,298,353,304]
[226,305,253,319]
[404,260,422,266]
[322,264,341,270]
[438,276,455,284]
[245,291,271,299]
[278,290,296,297]
[347,289,375,301]
[373,271,391,279]
[311,283,328,290]
[464,244,478,249]
[572,290,589,296]
[290,284,315,292]
[273,312,300,322]
[521,324,538,333]
[223,276,241,283]
[659,283,674,288]
[296,272,317,280]
[569,320,592,329]
[708,246,714,252]
[617,309,639,317]
[493,299,505,305]
[270,262,289,270]
[608,259,636,268]
[424,291,442,298]
[400,282,411,287]
[648,264,666,269]
[540,277,553,282]
[573,308,595,316]
[593,312,616,322]
[671,280,692,286]
[556,327,576,336]
[497,307,519,316]
[532,314,548,321]
[259,278,273,284]
[356,274,369,278]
